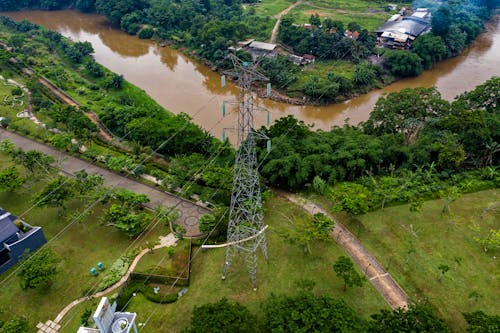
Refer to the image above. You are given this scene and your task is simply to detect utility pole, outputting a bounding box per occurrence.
[221,55,269,290]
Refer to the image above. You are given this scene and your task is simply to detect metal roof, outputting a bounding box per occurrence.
[0,208,19,245]
[249,41,276,51]
[376,17,430,37]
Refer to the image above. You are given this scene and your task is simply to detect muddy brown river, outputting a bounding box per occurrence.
[3,11,500,138]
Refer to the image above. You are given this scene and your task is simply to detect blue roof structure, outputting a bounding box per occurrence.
[0,208,19,245]
[0,207,47,274]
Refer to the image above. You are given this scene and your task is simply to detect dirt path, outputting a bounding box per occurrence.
[45,234,177,328]
[270,0,304,43]
[37,76,114,142]
[283,193,409,310]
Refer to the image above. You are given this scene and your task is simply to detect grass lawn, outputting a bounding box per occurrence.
[93,195,388,333]
[329,189,500,332]
[134,240,190,278]
[288,59,356,92]
[0,153,171,329]
[254,0,295,17]
[287,0,394,32]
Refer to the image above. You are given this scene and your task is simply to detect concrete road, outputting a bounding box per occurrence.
[0,128,209,237]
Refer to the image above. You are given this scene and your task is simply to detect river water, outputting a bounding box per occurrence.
[3,11,500,138]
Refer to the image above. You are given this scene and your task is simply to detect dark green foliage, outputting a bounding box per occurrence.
[45,106,98,138]
[64,41,93,63]
[18,248,59,290]
[411,34,447,69]
[13,149,55,174]
[279,15,374,61]
[263,292,367,332]
[369,303,452,333]
[184,298,260,333]
[333,256,365,290]
[80,308,92,327]
[104,188,150,236]
[95,0,148,26]
[363,87,450,139]
[260,55,297,88]
[431,5,452,36]
[353,62,377,86]
[453,77,500,113]
[463,311,500,333]
[85,59,104,77]
[137,27,154,39]
[0,167,24,192]
[0,317,29,333]
[33,175,75,214]
[384,50,423,77]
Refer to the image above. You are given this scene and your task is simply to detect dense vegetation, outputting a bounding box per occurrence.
[182,294,500,333]
[256,78,499,213]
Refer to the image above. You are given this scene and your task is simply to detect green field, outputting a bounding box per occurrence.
[83,196,387,333]
[286,0,396,31]
[288,59,356,93]
[254,0,295,18]
[327,190,500,332]
[0,153,171,329]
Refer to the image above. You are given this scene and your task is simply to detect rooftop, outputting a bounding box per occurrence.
[0,208,19,245]
[249,41,276,51]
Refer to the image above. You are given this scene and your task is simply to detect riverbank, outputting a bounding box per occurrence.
[3,10,499,134]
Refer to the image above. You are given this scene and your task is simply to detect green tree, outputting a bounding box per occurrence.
[281,213,334,254]
[14,149,55,175]
[184,298,260,333]
[385,50,423,77]
[50,133,72,151]
[0,317,29,333]
[333,256,364,291]
[103,204,150,237]
[412,34,447,69]
[263,292,367,332]
[18,248,59,290]
[431,5,452,36]
[353,62,376,86]
[309,13,321,26]
[0,167,24,192]
[199,213,217,234]
[363,87,449,140]
[463,311,500,333]
[33,176,75,215]
[369,304,452,332]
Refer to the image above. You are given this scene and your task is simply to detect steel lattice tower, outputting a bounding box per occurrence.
[222,55,269,290]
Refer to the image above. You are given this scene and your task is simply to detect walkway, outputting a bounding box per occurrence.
[283,193,409,309]
[270,0,304,43]
[0,128,209,237]
[37,234,177,332]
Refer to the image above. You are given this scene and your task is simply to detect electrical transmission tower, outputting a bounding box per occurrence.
[222,55,270,290]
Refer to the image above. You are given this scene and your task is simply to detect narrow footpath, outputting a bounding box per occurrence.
[283,193,409,310]
[36,234,177,333]
[0,128,209,237]
[270,0,304,43]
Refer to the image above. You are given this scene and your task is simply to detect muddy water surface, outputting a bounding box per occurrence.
[4,11,500,138]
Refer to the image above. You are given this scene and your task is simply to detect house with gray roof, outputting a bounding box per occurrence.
[0,207,46,274]
[375,8,432,49]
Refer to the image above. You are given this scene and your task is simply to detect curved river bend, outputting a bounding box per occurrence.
[4,11,500,138]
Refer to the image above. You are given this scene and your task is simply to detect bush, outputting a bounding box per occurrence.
[138,27,154,39]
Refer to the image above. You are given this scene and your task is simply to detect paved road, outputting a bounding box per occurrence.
[0,129,209,237]
[284,193,409,309]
